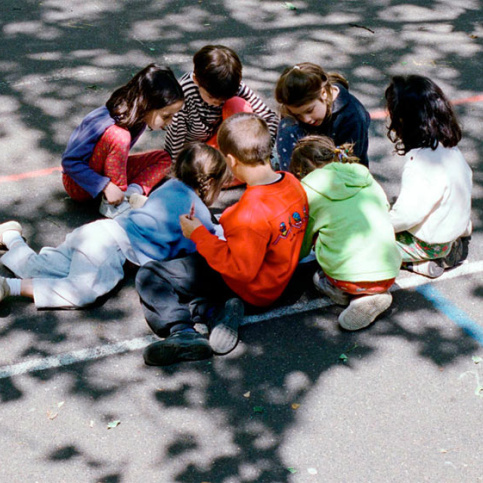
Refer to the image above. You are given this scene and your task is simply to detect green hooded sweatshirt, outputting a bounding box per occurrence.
[300,162,401,282]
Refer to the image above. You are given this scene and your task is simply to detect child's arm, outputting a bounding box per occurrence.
[237,82,279,143]
[164,109,188,161]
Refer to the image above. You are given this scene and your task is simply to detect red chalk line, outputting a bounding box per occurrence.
[1,94,481,185]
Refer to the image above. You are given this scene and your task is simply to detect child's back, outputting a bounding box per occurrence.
[300,162,400,282]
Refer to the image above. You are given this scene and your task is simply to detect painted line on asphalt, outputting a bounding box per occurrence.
[0,260,482,380]
[416,284,483,346]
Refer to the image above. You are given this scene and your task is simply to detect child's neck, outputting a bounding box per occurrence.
[242,164,281,187]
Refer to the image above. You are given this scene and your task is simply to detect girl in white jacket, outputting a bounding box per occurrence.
[385,75,472,278]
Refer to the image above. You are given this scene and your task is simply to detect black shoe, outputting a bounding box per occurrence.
[442,237,467,269]
[209,298,244,355]
[143,331,212,366]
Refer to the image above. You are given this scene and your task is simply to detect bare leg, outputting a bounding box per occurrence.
[20,279,34,299]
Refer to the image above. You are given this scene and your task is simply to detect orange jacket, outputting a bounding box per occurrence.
[191,173,308,306]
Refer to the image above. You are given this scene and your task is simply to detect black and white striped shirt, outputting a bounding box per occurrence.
[165,72,279,160]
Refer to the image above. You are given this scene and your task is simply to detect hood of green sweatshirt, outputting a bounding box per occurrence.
[301,162,373,201]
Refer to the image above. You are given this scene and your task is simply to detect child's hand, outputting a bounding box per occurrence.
[179,214,202,239]
[103,182,125,205]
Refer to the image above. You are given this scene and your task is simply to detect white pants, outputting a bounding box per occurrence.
[1,220,127,309]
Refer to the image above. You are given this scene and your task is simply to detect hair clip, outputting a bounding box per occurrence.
[335,146,349,162]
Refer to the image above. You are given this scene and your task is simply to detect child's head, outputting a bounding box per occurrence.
[106,64,184,130]
[275,63,348,126]
[193,45,242,105]
[174,142,228,206]
[289,135,359,179]
[385,75,462,154]
[217,112,272,166]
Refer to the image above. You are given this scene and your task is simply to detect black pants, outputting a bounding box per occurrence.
[136,253,237,337]
[136,252,318,338]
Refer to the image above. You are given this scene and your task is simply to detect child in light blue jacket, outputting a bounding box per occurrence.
[0,143,227,309]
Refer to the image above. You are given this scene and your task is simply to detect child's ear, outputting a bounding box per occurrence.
[225,153,238,170]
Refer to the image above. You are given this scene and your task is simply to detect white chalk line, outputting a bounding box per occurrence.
[0,260,482,380]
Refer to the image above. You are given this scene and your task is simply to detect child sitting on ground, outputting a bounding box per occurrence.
[290,135,401,331]
[136,113,309,366]
[385,75,473,278]
[164,45,279,162]
[62,64,184,218]
[0,143,227,309]
[275,62,370,171]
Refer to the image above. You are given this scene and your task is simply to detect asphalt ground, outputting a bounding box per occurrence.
[0,1,482,482]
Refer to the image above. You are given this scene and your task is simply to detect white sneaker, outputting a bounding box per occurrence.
[99,197,132,219]
[404,260,444,278]
[0,221,22,249]
[0,277,10,303]
[313,270,350,306]
[338,293,393,331]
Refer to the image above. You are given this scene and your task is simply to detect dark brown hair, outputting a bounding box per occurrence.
[289,135,358,179]
[275,62,348,117]
[106,64,184,129]
[217,113,272,166]
[385,75,462,154]
[174,142,228,206]
[193,45,242,100]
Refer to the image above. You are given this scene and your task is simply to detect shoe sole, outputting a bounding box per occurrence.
[209,298,244,355]
[143,339,212,366]
[338,293,393,331]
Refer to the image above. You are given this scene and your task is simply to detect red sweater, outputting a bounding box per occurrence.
[191,172,309,306]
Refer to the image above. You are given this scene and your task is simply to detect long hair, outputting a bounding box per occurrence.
[289,135,358,180]
[174,143,228,206]
[275,62,349,117]
[385,75,461,154]
[106,64,184,129]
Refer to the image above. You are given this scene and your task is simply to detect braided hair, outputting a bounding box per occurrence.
[174,143,228,206]
[289,135,359,179]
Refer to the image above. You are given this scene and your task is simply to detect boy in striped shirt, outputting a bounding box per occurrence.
[165,45,279,162]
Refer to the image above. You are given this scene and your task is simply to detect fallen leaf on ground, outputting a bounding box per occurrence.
[107,420,121,429]
[243,391,251,398]
[47,411,58,420]
[291,403,301,410]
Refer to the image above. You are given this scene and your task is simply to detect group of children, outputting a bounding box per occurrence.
[0,45,473,367]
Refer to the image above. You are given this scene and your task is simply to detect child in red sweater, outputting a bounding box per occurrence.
[136,113,308,366]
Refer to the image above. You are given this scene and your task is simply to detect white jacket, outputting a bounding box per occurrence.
[389,145,472,244]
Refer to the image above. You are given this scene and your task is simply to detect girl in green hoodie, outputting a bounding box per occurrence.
[290,135,401,331]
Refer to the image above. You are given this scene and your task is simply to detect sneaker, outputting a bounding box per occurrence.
[143,330,212,366]
[313,270,350,306]
[209,298,244,355]
[404,260,444,278]
[441,238,465,269]
[0,221,22,249]
[0,277,11,303]
[338,292,393,331]
[99,197,132,219]
[128,193,148,209]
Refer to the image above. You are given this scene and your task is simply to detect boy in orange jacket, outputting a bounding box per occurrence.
[136,113,308,366]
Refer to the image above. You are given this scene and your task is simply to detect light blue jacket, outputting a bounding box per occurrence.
[116,178,216,265]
